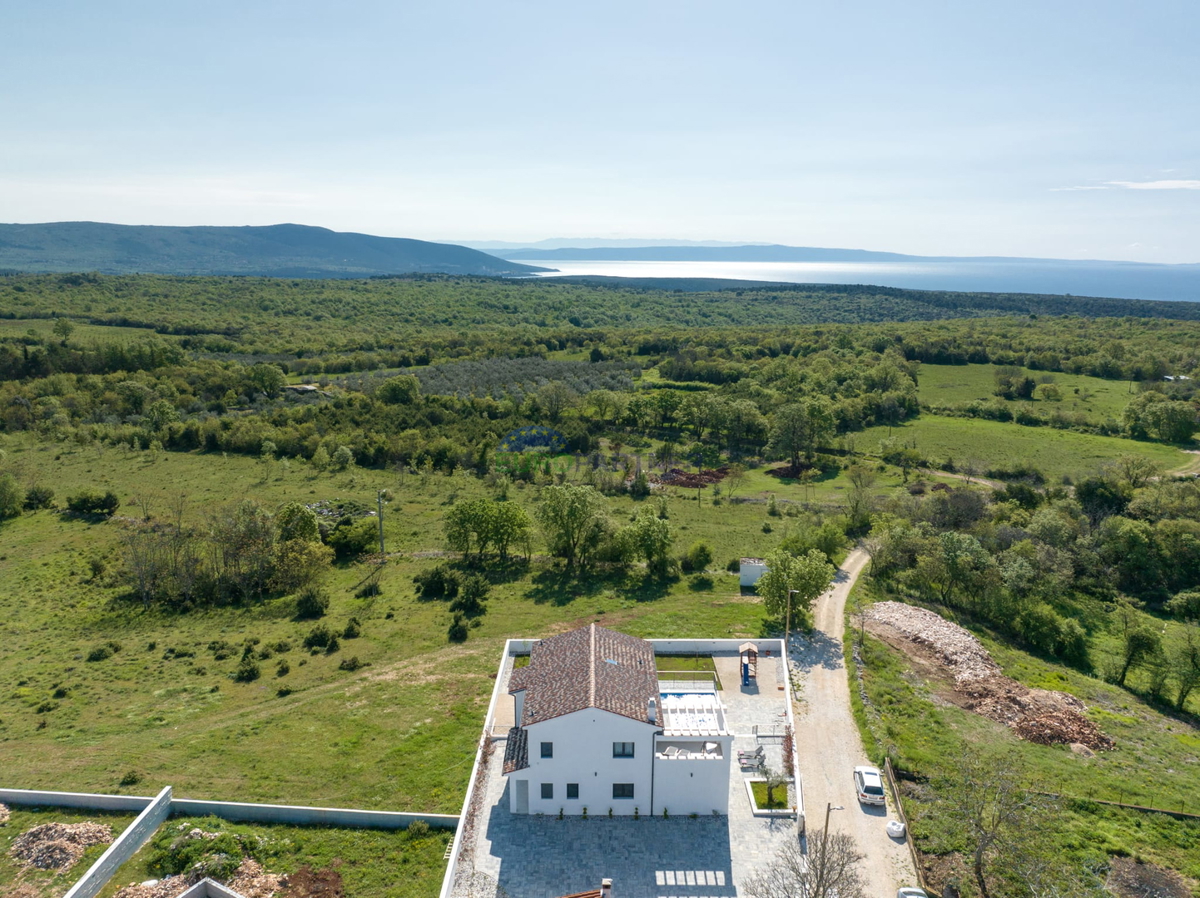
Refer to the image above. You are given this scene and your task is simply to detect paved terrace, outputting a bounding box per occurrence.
[451,652,798,898]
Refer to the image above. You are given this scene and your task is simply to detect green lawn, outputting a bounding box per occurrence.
[0,318,163,343]
[0,806,136,898]
[96,815,450,898]
[750,780,790,810]
[851,414,1188,482]
[918,362,1136,425]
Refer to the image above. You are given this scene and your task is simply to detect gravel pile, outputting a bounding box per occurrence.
[10,821,114,871]
[866,601,1001,687]
[866,601,1114,751]
[0,802,10,824]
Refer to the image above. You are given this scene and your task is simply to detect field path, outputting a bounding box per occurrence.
[791,547,917,893]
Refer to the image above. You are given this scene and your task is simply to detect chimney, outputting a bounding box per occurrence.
[647,697,656,724]
[601,879,613,898]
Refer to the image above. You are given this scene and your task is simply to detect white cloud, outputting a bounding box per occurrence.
[1106,179,1200,190]
[1049,185,1109,191]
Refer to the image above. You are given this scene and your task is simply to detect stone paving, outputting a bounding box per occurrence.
[451,652,799,898]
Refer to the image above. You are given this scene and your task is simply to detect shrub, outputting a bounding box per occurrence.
[208,640,236,660]
[272,640,293,653]
[276,659,290,677]
[680,541,714,573]
[0,473,23,519]
[303,624,334,650]
[338,656,366,672]
[326,517,377,559]
[414,564,460,599]
[234,658,261,682]
[325,635,340,654]
[87,641,122,662]
[342,618,362,639]
[88,557,107,580]
[449,573,489,618]
[405,819,431,840]
[296,585,330,619]
[66,490,120,516]
[725,557,741,573]
[1166,590,1200,621]
[119,770,143,786]
[277,686,293,697]
[448,613,469,643]
[23,484,55,510]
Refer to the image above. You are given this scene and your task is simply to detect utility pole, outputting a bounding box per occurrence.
[376,489,386,555]
[814,802,844,898]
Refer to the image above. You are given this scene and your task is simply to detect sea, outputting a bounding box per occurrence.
[520,259,1200,304]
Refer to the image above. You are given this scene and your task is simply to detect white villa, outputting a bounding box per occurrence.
[502,624,734,817]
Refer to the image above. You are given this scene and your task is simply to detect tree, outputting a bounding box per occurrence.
[534,382,578,423]
[766,399,834,471]
[757,548,836,630]
[1113,453,1161,489]
[724,463,747,500]
[53,317,75,344]
[271,539,333,593]
[1169,627,1200,710]
[310,445,331,472]
[618,508,674,576]
[330,445,355,471]
[1075,476,1131,524]
[247,363,286,398]
[209,500,277,598]
[491,501,532,561]
[445,499,493,559]
[935,749,1052,898]
[276,502,320,543]
[145,399,179,431]
[743,829,866,898]
[1116,625,1162,686]
[845,464,875,528]
[0,473,23,520]
[536,484,611,568]
[376,374,420,405]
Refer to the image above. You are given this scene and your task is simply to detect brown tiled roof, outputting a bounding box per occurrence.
[509,624,657,726]
[503,726,529,773]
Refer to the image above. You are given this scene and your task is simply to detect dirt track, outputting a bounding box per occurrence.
[790,547,918,894]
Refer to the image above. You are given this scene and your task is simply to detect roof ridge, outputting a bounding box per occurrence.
[588,623,596,708]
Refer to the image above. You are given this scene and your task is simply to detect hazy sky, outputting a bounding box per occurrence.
[3,1,1198,262]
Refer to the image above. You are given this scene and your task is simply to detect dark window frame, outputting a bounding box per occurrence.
[612,783,635,799]
[541,782,553,800]
[540,741,553,759]
[612,741,635,758]
[566,783,579,800]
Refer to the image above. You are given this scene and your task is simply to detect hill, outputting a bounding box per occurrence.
[0,222,547,277]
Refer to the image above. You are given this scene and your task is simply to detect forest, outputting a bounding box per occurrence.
[1,272,1199,897]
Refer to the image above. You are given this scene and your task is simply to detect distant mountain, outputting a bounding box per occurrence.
[494,243,1188,266]
[0,222,547,277]
[459,238,769,251]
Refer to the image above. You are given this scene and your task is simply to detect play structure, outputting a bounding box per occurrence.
[739,642,758,687]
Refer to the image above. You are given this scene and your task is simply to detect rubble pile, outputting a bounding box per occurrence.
[653,467,728,489]
[226,859,287,898]
[0,802,10,824]
[10,821,114,871]
[113,879,190,898]
[867,601,1114,751]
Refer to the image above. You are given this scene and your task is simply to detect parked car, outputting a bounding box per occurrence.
[898,889,929,898]
[853,765,885,805]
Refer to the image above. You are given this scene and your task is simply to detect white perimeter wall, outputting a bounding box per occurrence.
[652,753,731,817]
[511,709,656,816]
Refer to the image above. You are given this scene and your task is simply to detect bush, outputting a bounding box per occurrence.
[276,659,290,677]
[234,658,261,682]
[449,573,489,618]
[303,624,334,650]
[680,541,713,573]
[208,640,236,660]
[23,485,55,510]
[405,819,431,840]
[1166,590,1200,621]
[343,617,362,639]
[725,557,741,573]
[448,613,469,643]
[66,490,120,516]
[119,770,143,786]
[0,473,23,519]
[325,635,340,654]
[326,517,377,559]
[86,640,122,662]
[338,656,366,671]
[414,564,460,599]
[296,585,330,619]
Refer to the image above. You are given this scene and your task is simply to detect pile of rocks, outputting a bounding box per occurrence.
[10,821,114,871]
[866,601,1114,751]
[0,802,10,824]
[114,859,286,898]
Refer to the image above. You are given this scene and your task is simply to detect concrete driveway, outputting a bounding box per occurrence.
[790,547,917,895]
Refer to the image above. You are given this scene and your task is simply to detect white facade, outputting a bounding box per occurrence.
[507,709,657,816]
[739,558,768,588]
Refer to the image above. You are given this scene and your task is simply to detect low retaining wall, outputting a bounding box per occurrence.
[64,786,174,898]
[171,798,456,830]
[0,788,153,813]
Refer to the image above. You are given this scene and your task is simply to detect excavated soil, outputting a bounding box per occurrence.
[113,859,286,898]
[1106,857,1194,898]
[652,466,728,489]
[281,865,345,898]
[866,601,1114,751]
[9,821,114,871]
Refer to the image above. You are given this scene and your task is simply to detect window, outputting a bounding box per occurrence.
[540,742,553,759]
[613,741,635,758]
[612,783,634,799]
[541,783,553,800]
[566,783,579,800]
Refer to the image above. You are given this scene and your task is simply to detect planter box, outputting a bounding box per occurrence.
[744,777,796,818]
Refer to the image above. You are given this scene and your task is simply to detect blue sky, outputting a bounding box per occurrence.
[2,0,1198,262]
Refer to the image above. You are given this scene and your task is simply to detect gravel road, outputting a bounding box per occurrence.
[790,547,917,895]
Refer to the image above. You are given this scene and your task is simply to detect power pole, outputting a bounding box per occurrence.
[376,489,386,555]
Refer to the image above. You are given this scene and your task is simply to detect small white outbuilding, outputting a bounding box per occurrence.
[739,557,767,588]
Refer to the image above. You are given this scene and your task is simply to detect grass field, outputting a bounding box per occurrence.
[847,578,1200,885]
[851,414,1189,481]
[94,815,450,898]
[918,362,1136,424]
[0,806,136,898]
[0,319,162,343]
